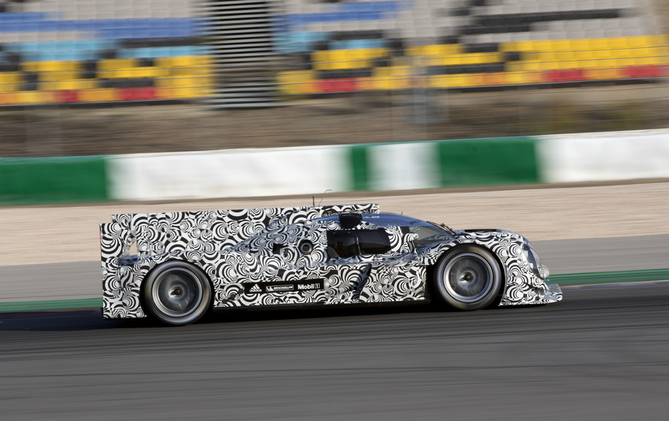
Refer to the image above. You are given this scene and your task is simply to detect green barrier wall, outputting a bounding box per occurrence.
[437,137,539,187]
[0,157,108,205]
[0,136,544,205]
[350,145,371,192]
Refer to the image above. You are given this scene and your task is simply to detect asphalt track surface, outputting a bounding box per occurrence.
[2,234,669,303]
[1,281,669,421]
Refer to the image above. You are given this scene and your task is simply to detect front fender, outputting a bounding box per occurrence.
[417,230,561,306]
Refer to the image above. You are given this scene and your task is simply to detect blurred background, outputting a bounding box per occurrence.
[0,0,667,158]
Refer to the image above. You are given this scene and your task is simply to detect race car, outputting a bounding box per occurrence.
[100,203,561,325]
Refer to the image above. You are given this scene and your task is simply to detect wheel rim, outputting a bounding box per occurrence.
[152,268,203,318]
[442,252,494,303]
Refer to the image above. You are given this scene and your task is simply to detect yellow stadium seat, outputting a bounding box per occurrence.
[572,50,589,60]
[422,44,444,56]
[512,41,536,52]
[369,76,390,90]
[454,74,474,87]
[479,72,504,85]
[442,54,465,66]
[16,91,44,104]
[407,44,462,56]
[579,59,599,69]
[39,71,78,82]
[599,58,616,68]
[623,36,645,49]
[97,58,136,70]
[0,83,19,93]
[154,87,173,99]
[499,41,515,52]
[170,56,197,68]
[644,35,665,47]
[172,77,200,88]
[405,46,424,56]
[154,56,174,68]
[464,52,501,64]
[278,70,315,95]
[130,67,168,78]
[0,72,20,92]
[428,75,448,89]
[607,37,628,50]
[426,55,442,66]
[376,47,391,58]
[42,61,81,72]
[634,47,654,58]
[555,51,575,61]
[570,39,590,51]
[311,50,329,71]
[590,49,611,60]
[543,60,561,71]
[346,49,366,68]
[192,55,213,67]
[650,45,669,57]
[155,77,175,88]
[505,62,523,73]
[375,66,412,78]
[374,74,411,90]
[20,62,39,72]
[107,68,134,79]
[329,50,347,69]
[553,40,573,51]
[590,38,611,50]
[554,60,575,70]
[444,44,463,55]
[540,40,558,51]
[538,51,556,61]
[505,71,531,85]
[321,50,339,69]
[522,60,542,72]
[637,56,663,66]
[171,86,194,98]
[469,74,487,86]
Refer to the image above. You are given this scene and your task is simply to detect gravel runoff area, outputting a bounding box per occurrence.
[1,180,668,267]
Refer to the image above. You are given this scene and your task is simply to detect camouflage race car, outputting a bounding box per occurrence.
[100,203,561,325]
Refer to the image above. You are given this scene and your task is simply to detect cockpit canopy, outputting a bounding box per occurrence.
[318,213,454,258]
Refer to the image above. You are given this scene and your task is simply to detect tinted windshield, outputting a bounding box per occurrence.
[409,224,453,247]
[317,213,453,247]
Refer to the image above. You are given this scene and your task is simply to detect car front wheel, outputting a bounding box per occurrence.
[141,261,212,326]
[434,245,502,310]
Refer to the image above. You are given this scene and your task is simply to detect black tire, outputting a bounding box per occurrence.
[141,261,212,326]
[434,245,502,310]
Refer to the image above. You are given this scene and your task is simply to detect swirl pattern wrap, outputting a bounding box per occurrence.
[100,203,560,320]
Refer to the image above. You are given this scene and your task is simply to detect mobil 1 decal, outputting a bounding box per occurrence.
[244,279,325,294]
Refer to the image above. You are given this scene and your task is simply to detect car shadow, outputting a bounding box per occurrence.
[0,299,522,332]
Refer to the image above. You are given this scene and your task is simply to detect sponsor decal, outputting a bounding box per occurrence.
[266,284,295,292]
[244,279,324,294]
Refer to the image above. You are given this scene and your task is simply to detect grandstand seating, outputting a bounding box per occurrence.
[0,0,667,105]
[0,0,212,105]
[276,0,669,95]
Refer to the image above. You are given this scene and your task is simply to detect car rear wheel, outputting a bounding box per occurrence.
[141,261,212,326]
[434,245,502,310]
